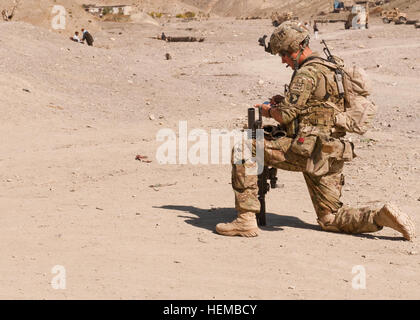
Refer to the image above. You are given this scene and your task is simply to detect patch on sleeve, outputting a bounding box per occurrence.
[289,93,300,104]
[289,79,305,92]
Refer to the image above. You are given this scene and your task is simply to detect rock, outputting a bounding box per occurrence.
[165,53,172,60]
[149,114,155,120]
[258,79,264,85]
[288,286,296,290]
[149,182,177,188]
[408,251,417,255]
[135,155,148,161]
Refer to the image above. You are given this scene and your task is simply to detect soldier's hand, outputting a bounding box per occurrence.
[254,103,271,118]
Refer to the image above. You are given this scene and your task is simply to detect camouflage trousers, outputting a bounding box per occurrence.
[231,137,383,234]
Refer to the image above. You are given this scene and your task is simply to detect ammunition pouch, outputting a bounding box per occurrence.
[305,136,356,176]
[290,135,317,158]
[300,105,336,129]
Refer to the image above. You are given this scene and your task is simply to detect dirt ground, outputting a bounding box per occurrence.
[0,15,419,299]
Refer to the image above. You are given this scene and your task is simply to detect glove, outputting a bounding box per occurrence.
[270,95,285,106]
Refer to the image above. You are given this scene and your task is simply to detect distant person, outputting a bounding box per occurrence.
[70,31,82,43]
[81,28,94,46]
[313,21,319,39]
[1,3,17,22]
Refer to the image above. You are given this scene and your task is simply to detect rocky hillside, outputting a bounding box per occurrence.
[181,0,420,18]
[0,0,101,32]
[2,0,419,31]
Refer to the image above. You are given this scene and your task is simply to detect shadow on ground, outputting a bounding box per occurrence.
[156,205,406,241]
[156,205,319,232]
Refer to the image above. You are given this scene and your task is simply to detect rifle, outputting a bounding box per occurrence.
[321,40,345,97]
[248,107,278,226]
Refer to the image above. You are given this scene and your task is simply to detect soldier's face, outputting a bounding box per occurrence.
[281,52,295,69]
[281,49,307,69]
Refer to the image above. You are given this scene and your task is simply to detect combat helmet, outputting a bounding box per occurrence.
[269,21,310,55]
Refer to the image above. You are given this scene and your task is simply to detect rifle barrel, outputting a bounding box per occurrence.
[248,108,255,130]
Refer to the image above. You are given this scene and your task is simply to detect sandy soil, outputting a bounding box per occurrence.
[0,14,419,299]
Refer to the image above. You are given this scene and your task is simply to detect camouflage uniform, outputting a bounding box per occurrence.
[231,55,382,234]
[217,21,415,240]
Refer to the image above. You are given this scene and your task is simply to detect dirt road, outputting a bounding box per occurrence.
[0,17,419,299]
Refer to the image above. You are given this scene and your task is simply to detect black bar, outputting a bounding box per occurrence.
[0,300,416,318]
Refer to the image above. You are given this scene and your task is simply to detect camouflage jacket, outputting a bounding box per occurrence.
[272,53,346,137]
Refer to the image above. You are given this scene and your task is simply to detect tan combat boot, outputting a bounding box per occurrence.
[374,203,416,241]
[215,212,259,237]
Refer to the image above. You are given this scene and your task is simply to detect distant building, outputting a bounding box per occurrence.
[83,4,132,16]
[333,0,355,12]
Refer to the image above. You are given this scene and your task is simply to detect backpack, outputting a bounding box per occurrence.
[304,57,377,135]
